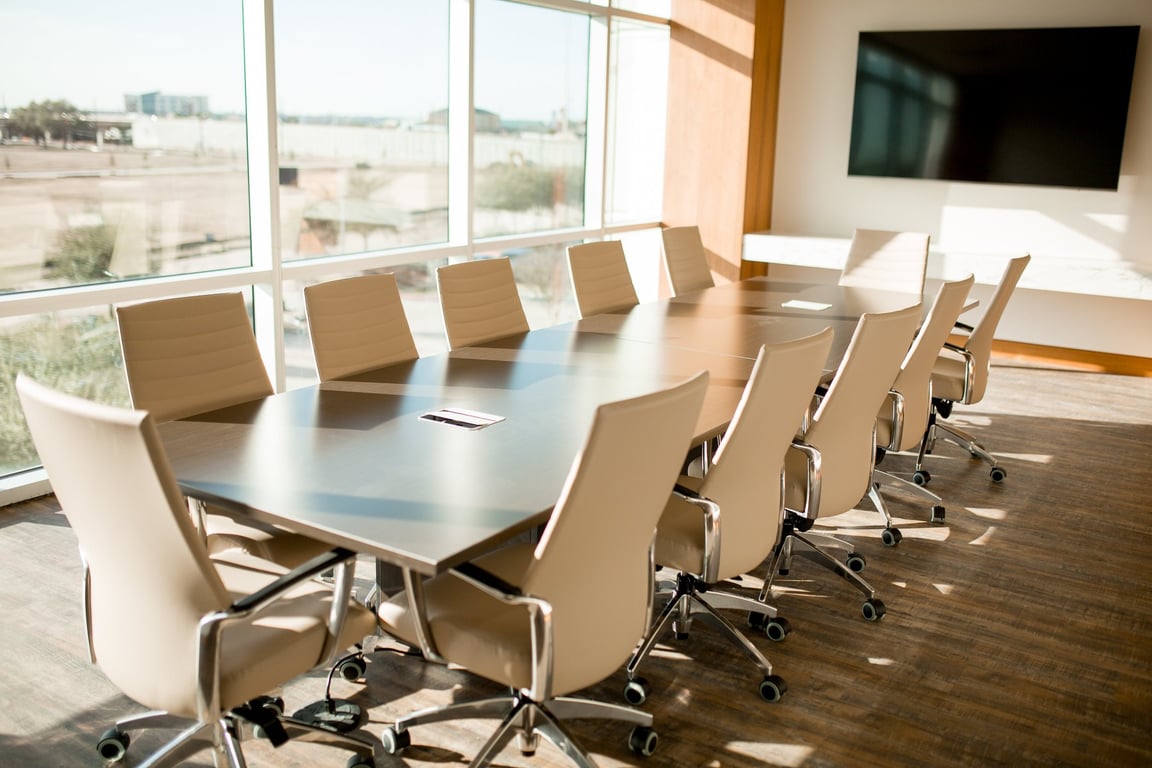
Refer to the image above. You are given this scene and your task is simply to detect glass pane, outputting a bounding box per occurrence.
[0,0,249,294]
[2,308,129,475]
[274,1,451,260]
[474,0,589,237]
[606,19,668,225]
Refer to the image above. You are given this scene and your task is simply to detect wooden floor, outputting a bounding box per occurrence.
[2,362,1151,768]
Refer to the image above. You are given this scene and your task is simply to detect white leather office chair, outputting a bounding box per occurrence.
[921,254,1031,483]
[839,228,930,296]
[624,330,834,705]
[436,257,531,349]
[17,374,380,768]
[116,292,332,568]
[761,304,922,621]
[871,274,975,532]
[661,225,715,296]
[566,240,640,318]
[304,273,419,381]
[376,372,710,767]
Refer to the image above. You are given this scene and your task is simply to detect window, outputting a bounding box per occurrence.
[0,1,669,498]
[274,1,452,259]
[0,0,250,294]
[473,0,590,237]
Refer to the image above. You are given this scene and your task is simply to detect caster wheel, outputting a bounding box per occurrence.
[990,466,1006,482]
[97,727,130,763]
[747,611,767,630]
[765,616,791,642]
[624,677,650,706]
[881,527,902,547]
[862,598,886,621]
[673,631,688,641]
[912,470,931,486]
[758,674,787,702]
[381,726,410,755]
[336,655,368,682]
[930,505,946,524]
[628,725,658,757]
[346,755,375,768]
[846,553,866,573]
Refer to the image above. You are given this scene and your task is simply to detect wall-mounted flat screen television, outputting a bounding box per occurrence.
[847,26,1140,190]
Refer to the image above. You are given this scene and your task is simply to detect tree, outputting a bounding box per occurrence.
[8,99,86,146]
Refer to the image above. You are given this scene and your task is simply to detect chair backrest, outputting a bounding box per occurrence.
[16,374,229,713]
[839,228,930,296]
[116,292,273,422]
[436,257,531,349]
[566,240,640,318]
[304,273,419,381]
[521,371,709,695]
[698,329,834,578]
[879,274,975,451]
[790,304,922,518]
[661,225,715,296]
[956,254,1031,404]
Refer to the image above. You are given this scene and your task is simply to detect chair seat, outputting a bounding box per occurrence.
[931,350,969,402]
[653,486,708,574]
[379,544,538,691]
[100,548,376,720]
[204,507,335,568]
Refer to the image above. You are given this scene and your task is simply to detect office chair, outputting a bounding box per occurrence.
[920,254,1031,483]
[624,329,834,705]
[436,257,531,349]
[376,372,710,767]
[115,293,333,570]
[304,273,419,381]
[16,374,381,768]
[661,225,715,296]
[839,228,930,296]
[760,304,922,621]
[566,240,640,318]
[871,274,975,531]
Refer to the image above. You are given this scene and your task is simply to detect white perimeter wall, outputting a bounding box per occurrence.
[764,0,1152,357]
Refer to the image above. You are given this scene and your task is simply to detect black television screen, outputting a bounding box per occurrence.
[847,26,1140,190]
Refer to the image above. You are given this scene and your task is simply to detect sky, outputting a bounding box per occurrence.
[1,0,590,122]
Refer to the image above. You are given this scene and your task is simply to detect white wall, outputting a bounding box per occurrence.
[766,0,1152,357]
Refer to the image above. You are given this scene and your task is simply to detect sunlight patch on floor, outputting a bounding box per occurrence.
[969,526,998,546]
[969,506,1007,520]
[995,452,1052,464]
[868,657,896,666]
[933,582,954,595]
[721,741,814,767]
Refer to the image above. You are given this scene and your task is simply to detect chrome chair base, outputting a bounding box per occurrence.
[98,704,379,768]
[761,518,887,622]
[383,689,655,768]
[625,571,788,703]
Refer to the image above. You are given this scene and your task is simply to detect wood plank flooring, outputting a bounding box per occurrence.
[1,362,1151,767]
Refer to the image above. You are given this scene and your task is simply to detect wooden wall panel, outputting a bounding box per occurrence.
[662,1,785,285]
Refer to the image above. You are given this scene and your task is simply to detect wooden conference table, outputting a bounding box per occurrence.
[158,277,929,581]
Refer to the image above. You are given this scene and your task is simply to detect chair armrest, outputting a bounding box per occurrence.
[785,440,822,520]
[230,547,356,614]
[449,562,556,702]
[195,547,359,723]
[452,561,523,597]
[671,485,723,583]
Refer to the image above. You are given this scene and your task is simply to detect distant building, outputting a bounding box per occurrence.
[426,107,502,133]
[124,92,209,117]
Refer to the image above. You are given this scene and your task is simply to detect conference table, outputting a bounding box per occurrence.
[157,277,932,584]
